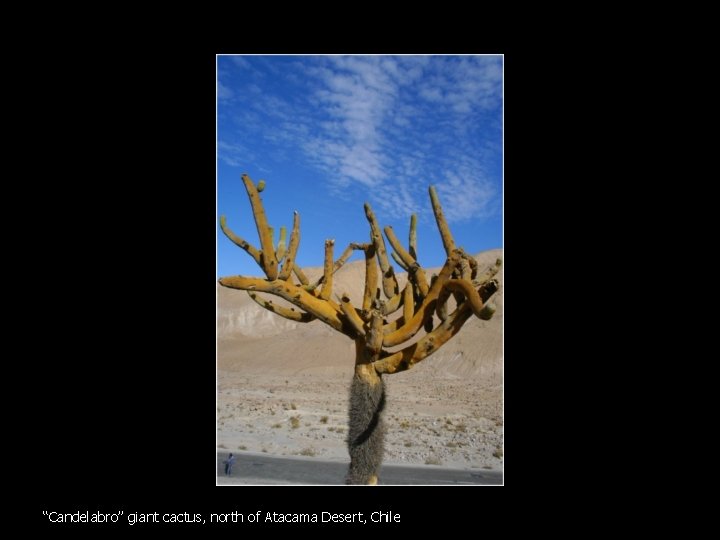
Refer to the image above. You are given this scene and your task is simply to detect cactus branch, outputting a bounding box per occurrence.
[241,173,278,280]
[247,291,315,323]
[390,250,410,272]
[219,215,263,267]
[362,244,378,314]
[219,275,345,333]
[278,212,300,281]
[340,294,366,337]
[403,281,414,324]
[373,279,499,375]
[320,239,335,301]
[429,185,456,257]
[276,226,287,263]
[409,213,418,260]
[382,250,461,347]
[364,203,399,299]
[383,225,430,298]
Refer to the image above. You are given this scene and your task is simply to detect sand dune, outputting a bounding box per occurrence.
[217,249,503,471]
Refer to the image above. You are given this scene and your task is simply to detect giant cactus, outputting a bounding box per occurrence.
[219,173,501,484]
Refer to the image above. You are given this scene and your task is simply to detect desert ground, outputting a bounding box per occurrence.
[217,249,503,477]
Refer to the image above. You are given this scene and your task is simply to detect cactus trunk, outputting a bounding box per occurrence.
[346,340,386,485]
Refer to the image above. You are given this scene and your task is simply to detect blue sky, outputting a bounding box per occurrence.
[217,55,502,278]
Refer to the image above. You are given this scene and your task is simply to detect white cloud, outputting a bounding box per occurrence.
[217,81,233,100]
[220,55,502,224]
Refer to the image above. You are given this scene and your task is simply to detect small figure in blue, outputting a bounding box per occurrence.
[223,453,236,476]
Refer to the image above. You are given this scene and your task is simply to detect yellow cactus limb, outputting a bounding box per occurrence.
[390,251,410,272]
[366,308,384,356]
[466,252,479,280]
[340,294,366,337]
[257,179,266,192]
[333,244,355,272]
[436,284,451,322]
[219,215,263,267]
[381,315,406,334]
[383,225,430,297]
[380,288,405,316]
[458,256,472,282]
[362,244,378,314]
[374,303,474,375]
[373,279,500,375]
[429,185,456,257]
[409,213,418,260]
[402,281,414,325]
[443,279,486,318]
[241,173,278,280]
[278,212,301,281]
[364,203,399,299]
[218,275,345,333]
[293,266,310,286]
[276,226,287,262]
[478,303,496,320]
[247,291,315,322]
[382,251,461,347]
[320,239,335,300]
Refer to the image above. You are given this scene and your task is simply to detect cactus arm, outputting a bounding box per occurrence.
[278,212,300,281]
[390,250,410,272]
[340,294,366,337]
[293,266,310,286]
[383,225,430,297]
[247,291,315,323]
[241,173,278,280]
[409,213,418,260]
[402,281,414,324]
[382,251,461,347]
[380,289,404,316]
[429,185,456,257]
[362,244,378,314]
[319,239,335,300]
[219,215,263,267]
[364,203,399,299]
[336,242,370,271]
[365,308,384,356]
[219,276,345,332]
[373,279,499,375]
[276,226,287,263]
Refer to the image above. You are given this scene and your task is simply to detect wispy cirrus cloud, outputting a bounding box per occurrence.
[218,55,502,223]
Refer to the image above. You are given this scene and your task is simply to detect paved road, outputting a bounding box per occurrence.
[217,453,502,485]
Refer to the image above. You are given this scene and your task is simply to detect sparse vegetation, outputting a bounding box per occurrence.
[218,444,227,449]
[445,441,458,448]
[290,416,301,429]
[425,456,442,465]
[493,447,503,459]
[404,441,413,447]
[320,416,329,424]
[290,403,297,410]
[272,423,282,429]
[299,447,316,457]
[238,445,247,450]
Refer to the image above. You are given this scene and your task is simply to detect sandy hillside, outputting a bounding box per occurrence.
[217,249,503,472]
